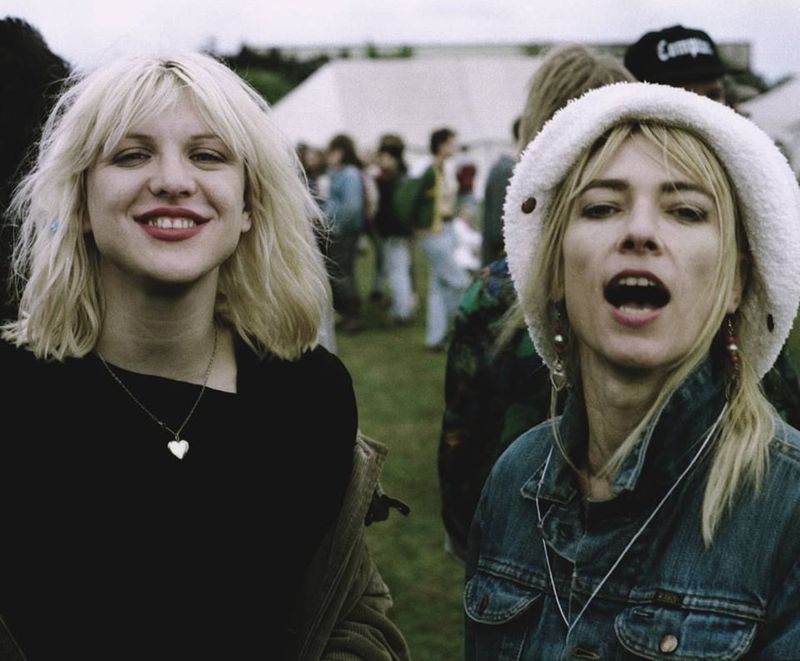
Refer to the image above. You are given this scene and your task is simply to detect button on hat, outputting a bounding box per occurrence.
[624,24,726,84]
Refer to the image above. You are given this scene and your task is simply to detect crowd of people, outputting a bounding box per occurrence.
[298,125,483,351]
[2,14,800,659]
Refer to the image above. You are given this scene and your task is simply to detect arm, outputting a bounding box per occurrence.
[320,534,410,660]
[292,430,411,660]
[437,271,501,561]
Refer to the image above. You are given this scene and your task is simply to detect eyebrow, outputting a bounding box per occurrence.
[579,178,713,198]
[121,132,224,142]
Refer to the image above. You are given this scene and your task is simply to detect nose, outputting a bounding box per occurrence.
[618,200,661,254]
[147,153,197,198]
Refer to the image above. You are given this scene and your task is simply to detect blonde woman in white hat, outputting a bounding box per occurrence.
[465,82,800,658]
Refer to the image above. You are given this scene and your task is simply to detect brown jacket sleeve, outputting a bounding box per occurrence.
[318,534,409,660]
[293,433,411,661]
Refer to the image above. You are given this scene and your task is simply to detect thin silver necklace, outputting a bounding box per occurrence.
[535,402,727,636]
[96,326,219,460]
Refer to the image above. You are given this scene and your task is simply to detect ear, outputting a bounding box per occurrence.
[726,254,749,313]
[240,209,252,234]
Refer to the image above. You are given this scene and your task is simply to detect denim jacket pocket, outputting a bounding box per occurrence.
[465,571,544,660]
[615,605,757,660]
[465,571,543,624]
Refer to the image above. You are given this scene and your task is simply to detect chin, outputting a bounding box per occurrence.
[603,348,673,375]
[142,267,218,291]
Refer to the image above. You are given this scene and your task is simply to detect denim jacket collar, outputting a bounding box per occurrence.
[522,357,728,510]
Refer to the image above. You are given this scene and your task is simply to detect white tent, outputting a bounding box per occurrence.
[739,77,800,177]
[270,55,542,197]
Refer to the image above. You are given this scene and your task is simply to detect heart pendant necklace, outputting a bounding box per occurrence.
[96,327,218,460]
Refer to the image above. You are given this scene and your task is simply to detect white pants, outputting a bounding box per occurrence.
[419,224,471,347]
[382,236,415,321]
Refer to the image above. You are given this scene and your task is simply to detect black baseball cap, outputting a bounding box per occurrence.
[624,24,727,84]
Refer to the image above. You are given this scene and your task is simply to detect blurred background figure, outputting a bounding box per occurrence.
[298,141,330,205]
[324,132,367,334]
[437,43,634,563]
[480,117,520,267]
[624,23,729,104]
[451,210,481,277]
[360,147,384,307]
[0,16,70,322]
[416,126,472,351]
[297,141,338,354]
[455,161,478,224]
[372,133,417,325]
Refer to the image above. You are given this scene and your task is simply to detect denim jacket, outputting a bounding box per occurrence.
[465,359,800,659]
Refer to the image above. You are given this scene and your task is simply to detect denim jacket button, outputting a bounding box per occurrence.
[659,634,679,653]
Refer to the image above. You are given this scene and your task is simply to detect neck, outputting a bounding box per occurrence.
[579,351,668,478]
[96,278,220,384]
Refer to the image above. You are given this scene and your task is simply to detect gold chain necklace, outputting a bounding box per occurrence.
[96,327,218,460]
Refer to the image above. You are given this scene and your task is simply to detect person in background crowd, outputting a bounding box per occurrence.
[297,141,337,354]
[0,51,409,660]
[624,23,730,104]
[455,160,479,225]
[466,80,800,660]
[438,44,634,563]
[416,126,472,351]
[0,17,70,322]
[480,117,520,267]
[324,133,367,334]
[297,142,329,206]
[360,148,384,307]
[373,133,417,325]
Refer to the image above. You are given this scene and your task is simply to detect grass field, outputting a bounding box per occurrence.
[335,239,800,661]
[336,241,464,660]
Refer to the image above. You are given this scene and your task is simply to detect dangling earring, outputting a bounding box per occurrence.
[550,304,569,392]
[722,314,741,384]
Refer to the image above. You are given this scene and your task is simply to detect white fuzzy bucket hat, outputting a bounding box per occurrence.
[504,81,800,379]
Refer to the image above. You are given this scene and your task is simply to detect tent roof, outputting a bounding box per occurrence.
[739,77,800,173]
[740,77,800,136]
[271,55,540,157]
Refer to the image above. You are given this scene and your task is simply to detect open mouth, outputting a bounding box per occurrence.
[604,275,670,311]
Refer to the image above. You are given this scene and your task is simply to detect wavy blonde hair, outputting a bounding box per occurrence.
[518,43,635,149]
[526,121,774,545]
[3,52,330,360]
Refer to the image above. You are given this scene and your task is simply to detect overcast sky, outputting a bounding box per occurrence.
[5,0,800,82]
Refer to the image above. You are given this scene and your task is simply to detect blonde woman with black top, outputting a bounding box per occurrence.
[0,52,409,660]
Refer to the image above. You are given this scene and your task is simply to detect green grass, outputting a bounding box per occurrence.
[336,240,465,660]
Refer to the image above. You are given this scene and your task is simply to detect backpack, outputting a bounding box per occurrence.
[392,174,425,231]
